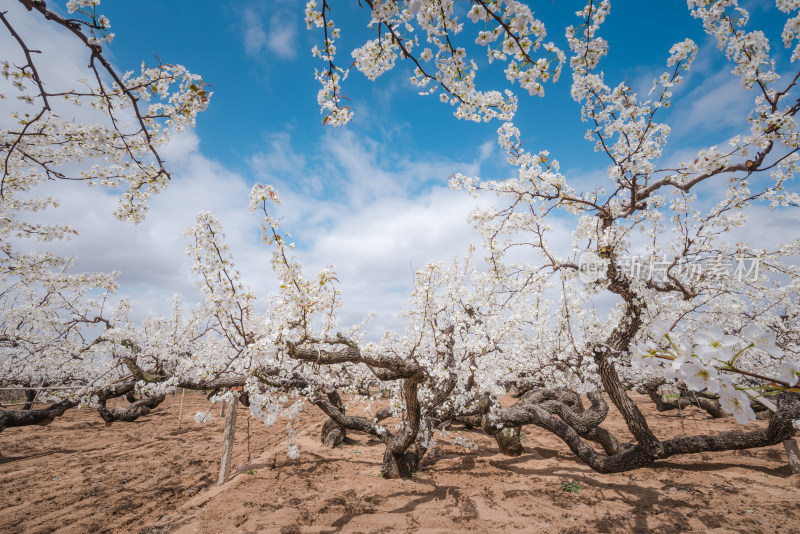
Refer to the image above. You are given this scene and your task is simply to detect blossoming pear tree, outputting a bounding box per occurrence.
[297,0,800,473]
[0,0,208,434]
[124,189,543,477]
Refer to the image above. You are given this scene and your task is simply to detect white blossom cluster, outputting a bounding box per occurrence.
[631,323,799,424]
[307,0,567,124]
[65,0,114,46]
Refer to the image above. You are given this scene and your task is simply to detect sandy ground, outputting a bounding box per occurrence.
[1,392,799,534]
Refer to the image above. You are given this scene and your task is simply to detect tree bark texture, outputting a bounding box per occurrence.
[218,397,238,486]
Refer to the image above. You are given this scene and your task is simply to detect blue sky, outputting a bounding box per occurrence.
[2,0,797,337]
[92,0,786,170]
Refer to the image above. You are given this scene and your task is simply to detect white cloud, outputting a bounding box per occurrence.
[7,72,501,340]
[477,139,495,163]
[242,8,268,57]
[245,128,496,337]
[665,36,756,141]
[160,129,200,164]
[302,186,486,334]
[240,8,297,61]
[722,205,800,254]
[670,71,753,138]
[13,132,265,320]
[266,14,298,60]
[0,3,106,127]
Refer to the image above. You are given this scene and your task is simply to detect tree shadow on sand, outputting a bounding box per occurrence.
[0,448,81,463]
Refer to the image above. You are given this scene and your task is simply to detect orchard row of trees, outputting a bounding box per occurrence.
[1,0,799,478]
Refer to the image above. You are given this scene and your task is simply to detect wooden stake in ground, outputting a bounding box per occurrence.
[785,438,800,475]
[218,392,239,486]
[218,387,228,417]
[246,414,251,463]
[177,388,186,430]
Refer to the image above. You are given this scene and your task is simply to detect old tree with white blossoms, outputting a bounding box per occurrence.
[2,0,800,478]
[0,0,209,432]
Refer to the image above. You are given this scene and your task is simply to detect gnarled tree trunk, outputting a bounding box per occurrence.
[494,426,524,456]
[0,399,77,433]
[97,394,166,423]
[493,389,800,473]
[381,442,425,478]
[320,386,347,448]
[638,378,723,418]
